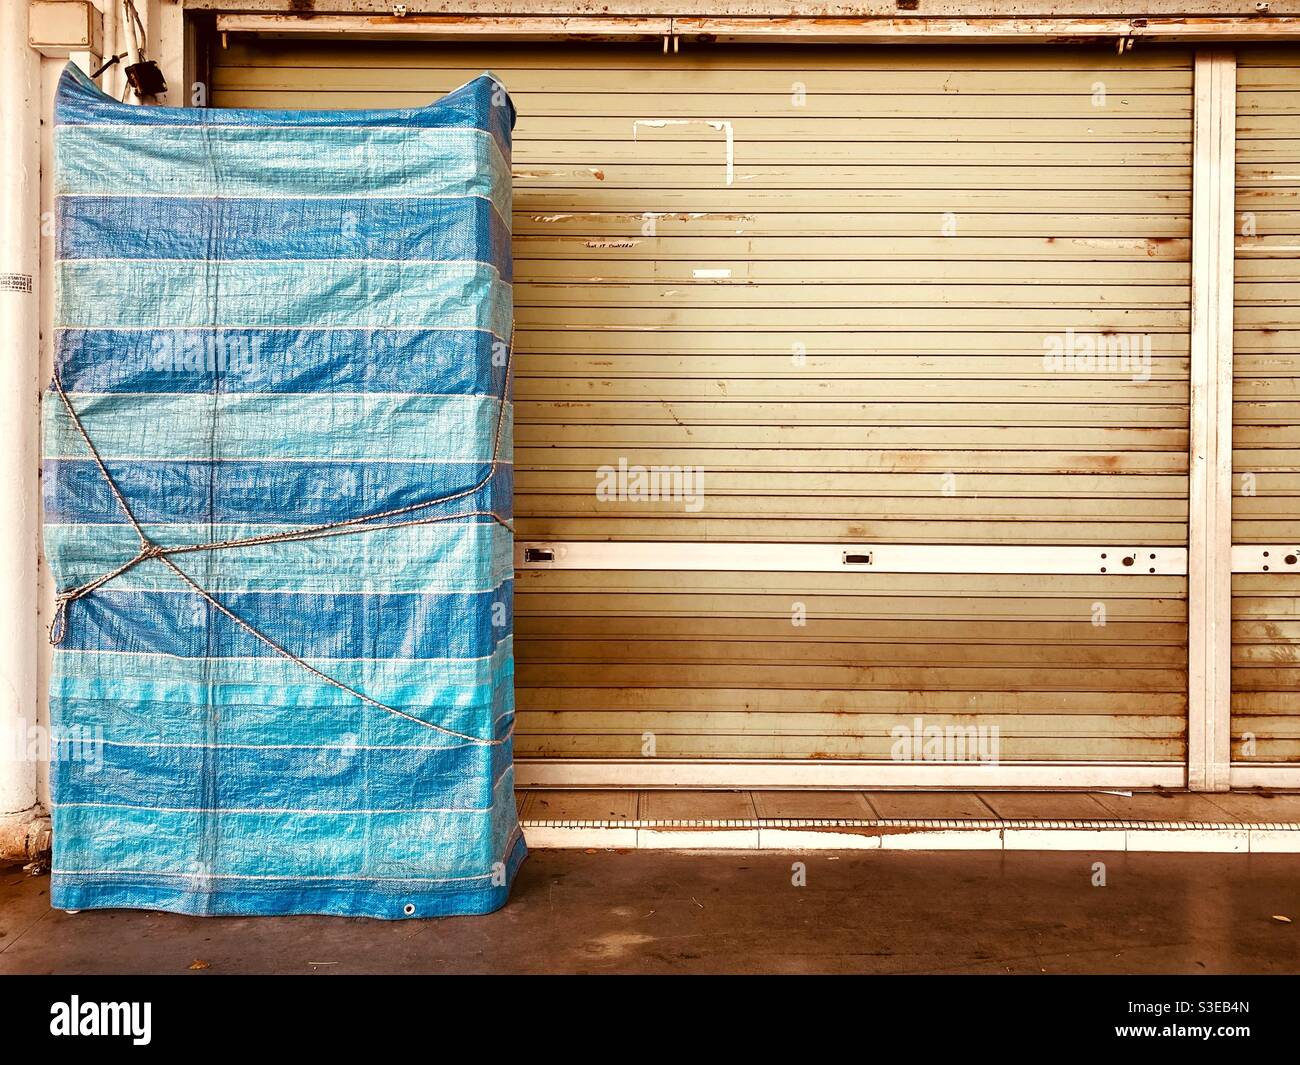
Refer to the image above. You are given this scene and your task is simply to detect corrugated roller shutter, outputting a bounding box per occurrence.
[1234,46,1300,767]
[213,40,1192,774]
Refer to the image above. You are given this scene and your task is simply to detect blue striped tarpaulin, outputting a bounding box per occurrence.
[42,63,525,919]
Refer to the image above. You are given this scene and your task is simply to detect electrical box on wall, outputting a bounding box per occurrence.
[28,1,102,58]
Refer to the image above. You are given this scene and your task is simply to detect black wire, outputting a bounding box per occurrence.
[90,53,126,79]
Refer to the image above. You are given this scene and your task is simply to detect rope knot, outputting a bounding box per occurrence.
[48,598,71,647]
[139,541,165,561]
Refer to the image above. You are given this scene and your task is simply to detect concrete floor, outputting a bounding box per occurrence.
[1,851,1297,974]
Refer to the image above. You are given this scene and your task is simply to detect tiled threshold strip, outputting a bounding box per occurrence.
[521,819,1300,853]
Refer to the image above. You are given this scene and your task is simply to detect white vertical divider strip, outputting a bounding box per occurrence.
[1188,50,1236,793]
[157,0,187,106]
[0,0,42,825]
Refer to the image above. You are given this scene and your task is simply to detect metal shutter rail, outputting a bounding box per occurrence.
[212,40,1192,783]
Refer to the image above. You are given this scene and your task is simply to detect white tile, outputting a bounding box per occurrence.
[879,829,1003,851]
[1125,829,1249,853]
[758,828,882,850]
[637,828,759,850]
[524,825,638,849]
[1248,829,1300,853]
[1003,829,1127,851]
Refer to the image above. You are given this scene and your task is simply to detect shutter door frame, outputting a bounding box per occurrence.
[198,19,1261,791]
